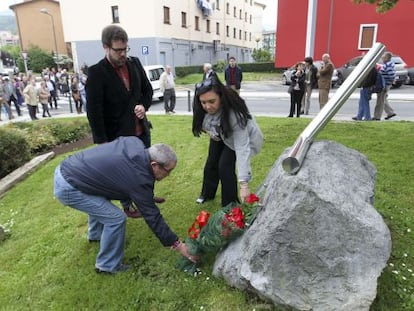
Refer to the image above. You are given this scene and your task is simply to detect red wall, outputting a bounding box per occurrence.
[276,0,414,68]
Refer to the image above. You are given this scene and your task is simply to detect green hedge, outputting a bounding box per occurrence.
[175,62,277,77]
[0,118,91,179]
[0,128,31,179]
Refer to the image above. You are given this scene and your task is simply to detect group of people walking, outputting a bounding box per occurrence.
[287,51,397,121]
[0,67,88,122]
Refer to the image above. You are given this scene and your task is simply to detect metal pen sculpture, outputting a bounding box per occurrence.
[282,42,386,174]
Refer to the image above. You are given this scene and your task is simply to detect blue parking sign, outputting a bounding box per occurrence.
[142,46,149,55]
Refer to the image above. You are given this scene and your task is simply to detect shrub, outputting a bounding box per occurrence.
[0,128,31,179]
[0,118,91,179]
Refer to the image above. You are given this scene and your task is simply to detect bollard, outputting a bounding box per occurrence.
[282,42,386,174]
[187,90,191,112]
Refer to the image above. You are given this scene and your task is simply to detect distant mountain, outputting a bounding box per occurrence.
[0,14,17,34]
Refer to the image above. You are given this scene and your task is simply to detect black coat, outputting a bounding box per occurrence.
[86,57,153,144]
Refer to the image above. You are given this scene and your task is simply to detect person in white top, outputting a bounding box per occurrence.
[159,65,176,114]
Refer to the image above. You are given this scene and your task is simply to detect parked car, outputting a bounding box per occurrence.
[144,65,165,101]
[282,60,339,87]
[405,67,414,85]
[336,54,408,88]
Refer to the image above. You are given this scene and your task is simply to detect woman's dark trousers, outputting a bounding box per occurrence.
[200,139,238,206]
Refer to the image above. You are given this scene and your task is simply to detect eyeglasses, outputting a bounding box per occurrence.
[157,163,173,175]
[110,46,130,53]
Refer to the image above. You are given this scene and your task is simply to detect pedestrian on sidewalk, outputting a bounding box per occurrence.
[373,52,397,120]
[38,81,52,118]
[224,56,243,94]
[0,78,14,121]
[159,65,176,114]
[288,62,305,118]
[317,53,334,109]
[301,57,318,115]
[3,77,21,117]
[352,66,377,121]
[23,77,39,120]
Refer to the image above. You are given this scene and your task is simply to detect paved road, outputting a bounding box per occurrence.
[1,81,413,125]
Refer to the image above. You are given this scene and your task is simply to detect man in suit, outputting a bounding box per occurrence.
[86,24,153,148]
[317,53,334,109]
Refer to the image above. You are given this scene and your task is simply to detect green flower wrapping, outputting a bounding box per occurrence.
[176,193,261,275]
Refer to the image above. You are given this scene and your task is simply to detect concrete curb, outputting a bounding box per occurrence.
[0,151,55,198]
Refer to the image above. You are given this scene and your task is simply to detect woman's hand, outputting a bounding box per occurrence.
[240,181,251,202]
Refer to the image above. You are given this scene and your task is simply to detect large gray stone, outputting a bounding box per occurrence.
[213,140,391,311]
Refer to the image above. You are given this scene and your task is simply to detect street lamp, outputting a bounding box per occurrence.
[21,51,28,73]
[40,8,58,61]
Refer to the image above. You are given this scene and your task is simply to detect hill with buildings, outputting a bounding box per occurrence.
[0,13,17,34]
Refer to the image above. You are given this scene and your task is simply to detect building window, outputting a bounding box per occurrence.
[111,6,119,23]
[358,24,378,50]
[195,16,200,31]
[249,32,252,41]
[216,0,220,10]
[226,2,230,14]
[239,29,242,40]
[245,12,247,22]
[233,27,236,39]
[226,25,229,37]
[163,6,170,24]
[233,6,237,17]
[181,12,187,28]
[244,31,247,40]
[216,22,220,35]
[239,9,242,19]
[206,19,210,33]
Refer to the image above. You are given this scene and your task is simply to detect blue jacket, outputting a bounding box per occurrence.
[60,136,178,246]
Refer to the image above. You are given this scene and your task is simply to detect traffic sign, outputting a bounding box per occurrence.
[142,46,149,55]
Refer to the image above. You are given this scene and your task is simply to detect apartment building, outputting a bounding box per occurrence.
[59,0,266,71]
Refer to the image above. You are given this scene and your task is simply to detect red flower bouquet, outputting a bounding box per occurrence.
[177,193,261,275]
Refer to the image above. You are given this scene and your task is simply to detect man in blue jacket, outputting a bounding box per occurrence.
[53,137,196,274]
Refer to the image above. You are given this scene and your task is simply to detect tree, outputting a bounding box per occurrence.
[352,0,409,13]
[252,48,273,63]
[25,45,54,73]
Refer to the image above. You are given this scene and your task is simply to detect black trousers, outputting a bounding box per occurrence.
[200,138,238,206]
[289,90,304,117]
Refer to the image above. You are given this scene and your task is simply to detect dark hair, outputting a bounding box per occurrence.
[192,76,251,138]
[228,56,236,61]
[101,25,128,47]
[304,56,313,64]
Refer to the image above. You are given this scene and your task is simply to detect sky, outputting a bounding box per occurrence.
[0,0,277,30]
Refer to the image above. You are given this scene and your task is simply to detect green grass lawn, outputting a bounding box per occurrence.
[0,116,413,311]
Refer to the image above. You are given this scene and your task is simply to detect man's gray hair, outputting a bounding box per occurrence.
[148,144,177,166]
[203,63,212,70]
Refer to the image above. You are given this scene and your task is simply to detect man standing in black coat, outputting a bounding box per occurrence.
[86,25,153,148]
[86,25,162,215]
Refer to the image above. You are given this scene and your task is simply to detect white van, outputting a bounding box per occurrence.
[144,65,164,101]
